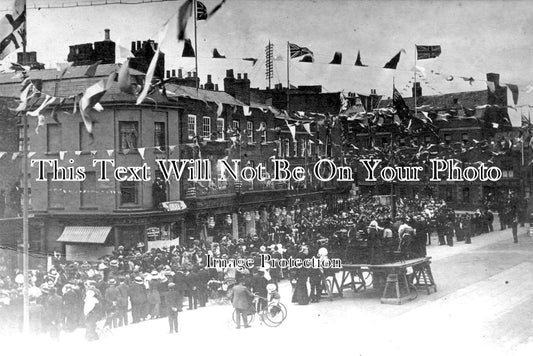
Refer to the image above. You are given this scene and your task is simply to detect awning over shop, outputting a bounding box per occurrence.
[57,226,112,244]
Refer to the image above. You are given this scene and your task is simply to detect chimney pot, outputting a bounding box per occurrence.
[237,73,242,80]
[104,29,110,41]
[243,73,248,80]
[193,71,197,78]
[178,69,183,78]
[131,41,136,52]
[136,41,141,50]
[166,70,171,78]
[187,72,192,77]
[207,74,212,83]
[226,69,234,78]
[215,84,219,91]
[172,69,176,77]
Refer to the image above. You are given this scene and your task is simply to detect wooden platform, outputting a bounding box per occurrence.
[341,257,437,304]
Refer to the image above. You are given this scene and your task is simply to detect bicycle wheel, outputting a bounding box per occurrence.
[408,283,418,300]
[263,302,286,327]
[232,307,255,326]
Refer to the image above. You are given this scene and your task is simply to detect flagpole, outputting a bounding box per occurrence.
[286,41,290,113]
[414,45,417,116]
[22,0,30,335]
[193,0,199,94]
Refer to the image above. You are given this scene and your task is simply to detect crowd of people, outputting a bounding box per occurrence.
[0,192,526,340]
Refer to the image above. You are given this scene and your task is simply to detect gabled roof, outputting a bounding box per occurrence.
[381,90,490,110]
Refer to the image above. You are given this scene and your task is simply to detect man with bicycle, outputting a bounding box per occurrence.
[228,279,253,329]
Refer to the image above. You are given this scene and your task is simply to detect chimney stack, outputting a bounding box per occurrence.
[104,29,111,41]
[204,74,214,90]
[166,70,171,78]
[172,69,176,77]
[131,41,136,53]
[178,69,183,78]
[215,84,219,91]
[486,73,500,88]
[224,69,236,96]
[412,82,422,98]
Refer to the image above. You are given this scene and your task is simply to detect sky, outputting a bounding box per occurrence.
[2,0,533,124]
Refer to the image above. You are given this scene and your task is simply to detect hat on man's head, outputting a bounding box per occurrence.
[134,276,144,284]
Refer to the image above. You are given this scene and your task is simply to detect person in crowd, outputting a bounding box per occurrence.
[45,286,62,340]
[147,271,161,319]
[83,289,101,341]
[116,276,129,326]
[185,267,199,310]
[129,276,148,323]
[104,278,120,328]
[166,282,180,333]
[228,279,253,329]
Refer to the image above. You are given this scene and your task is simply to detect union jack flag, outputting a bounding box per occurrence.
[289,42,313,59]
[416,45,441,60]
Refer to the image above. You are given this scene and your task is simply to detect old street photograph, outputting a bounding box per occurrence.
[0,1,533,355]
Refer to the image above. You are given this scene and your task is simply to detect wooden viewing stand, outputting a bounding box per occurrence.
[321,257,437,305]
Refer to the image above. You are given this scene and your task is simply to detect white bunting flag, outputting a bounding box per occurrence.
[138,147,146,160]
[107,149,114,157]
[59,151,67,160]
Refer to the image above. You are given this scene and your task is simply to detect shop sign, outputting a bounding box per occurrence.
[162,200,187,212]
[146,227,160,239]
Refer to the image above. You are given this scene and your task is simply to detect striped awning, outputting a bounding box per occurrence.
[57,226,112,244]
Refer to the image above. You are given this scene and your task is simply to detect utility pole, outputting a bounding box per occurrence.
[265,41,273,89]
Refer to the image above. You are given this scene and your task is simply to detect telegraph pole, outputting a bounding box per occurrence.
[265,41,273,89]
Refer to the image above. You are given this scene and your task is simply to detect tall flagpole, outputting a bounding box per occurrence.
[414,45,417,116]
[521,109,525,166]
[22,0,30,335]
[193,0,199,93]
[286,41,290,113]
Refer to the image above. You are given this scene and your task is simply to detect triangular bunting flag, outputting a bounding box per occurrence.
[118,59,135,95]
[107,149,114,157]
[74,150,82,156]
[0,152,5,159]
[177,0,193,40]
[303,123,313,136]
[90,150,97,156]
[329,52,342,65]
[138,147,146,160]
[242,57,258,65]
[12,152,19,160]
[85,60,102,77]
[300,54,313,63]
[384,51,402,69]
[59,151,67,160]
[217,102,223,117]
[505,84,519,106]
[213,48,226,58]
[182,38,196,57]
[123,149,131,155]
[354,50,367,67]
[243,106,251,116]
[169,145,176,152]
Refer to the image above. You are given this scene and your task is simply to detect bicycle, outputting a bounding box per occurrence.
[231,294,287,327]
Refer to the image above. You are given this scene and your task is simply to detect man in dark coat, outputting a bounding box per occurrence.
[185,268,199,310]
[197,266,210,307]
[251,270,269,310]
[228,280,253,329]
[172,268,187,311]
[117,276,129,326]
[45,287,62,340]
[104,278,120,328]
[166,283,180,333]
[129,276,147,323]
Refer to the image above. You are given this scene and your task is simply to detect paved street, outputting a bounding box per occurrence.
[3,225,533,356]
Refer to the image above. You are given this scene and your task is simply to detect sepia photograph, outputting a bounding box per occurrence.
[0,0,532,355]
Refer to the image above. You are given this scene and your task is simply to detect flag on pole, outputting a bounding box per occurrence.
[384,51,403,69]
[242,57,258,65]
[415,45,441,60]
[196,1,208,20]
[393,86,410,119]
[0,0,25,60]
[289,42,313,59]
[300,54,313,63]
